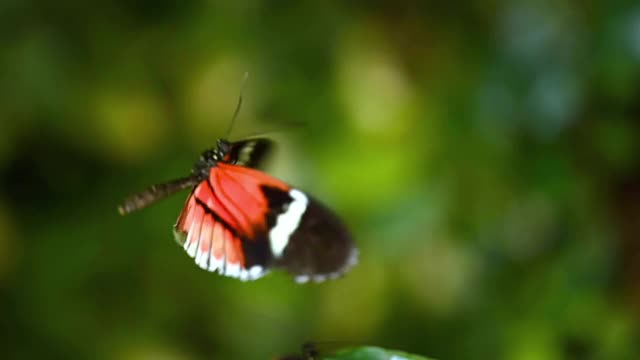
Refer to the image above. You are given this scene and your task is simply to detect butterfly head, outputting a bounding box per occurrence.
[191,139,233,178]
[216,138,232,155]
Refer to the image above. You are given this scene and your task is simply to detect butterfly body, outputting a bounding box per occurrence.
[120,138,357,283]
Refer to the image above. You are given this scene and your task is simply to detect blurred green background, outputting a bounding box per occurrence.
[2,1,640,359]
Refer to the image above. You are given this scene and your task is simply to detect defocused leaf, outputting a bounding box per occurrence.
[323,346,433,360]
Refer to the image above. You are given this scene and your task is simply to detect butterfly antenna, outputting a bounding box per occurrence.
[224,71,250,139]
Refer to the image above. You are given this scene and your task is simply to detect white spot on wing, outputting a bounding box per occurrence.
[238,265,267,281]
[196,248,209,269]
[312,274,326,282]
[294,247,360,284]
[182,218,270,281]
[186,221,200,257]
[295,275,310,284]
[208,257,223,272]
[224,262,241,278]
[187,239,198,257]
[239,269,250,281]
[188,253,268,281]
[249,265,263,278]
[269,189,308,258]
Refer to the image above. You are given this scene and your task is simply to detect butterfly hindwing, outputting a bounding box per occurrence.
[227,138,273,168]
[261,186,357,283]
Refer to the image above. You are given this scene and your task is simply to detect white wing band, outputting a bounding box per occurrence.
[269,189,308,258]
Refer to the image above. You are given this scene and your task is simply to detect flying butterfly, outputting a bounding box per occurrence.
[118,74,357,283]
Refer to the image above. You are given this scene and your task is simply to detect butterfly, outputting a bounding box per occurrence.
[118,79,357,283]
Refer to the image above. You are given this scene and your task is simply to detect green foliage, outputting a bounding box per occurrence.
[324,346,433,360]
[1,1,640,359]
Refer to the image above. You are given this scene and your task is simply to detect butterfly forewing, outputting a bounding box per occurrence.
[175,174,264,280]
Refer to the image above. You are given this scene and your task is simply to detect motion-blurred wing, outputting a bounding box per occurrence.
[227,138,273,168]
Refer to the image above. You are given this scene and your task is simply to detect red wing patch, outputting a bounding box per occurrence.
[174,162,290,281]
